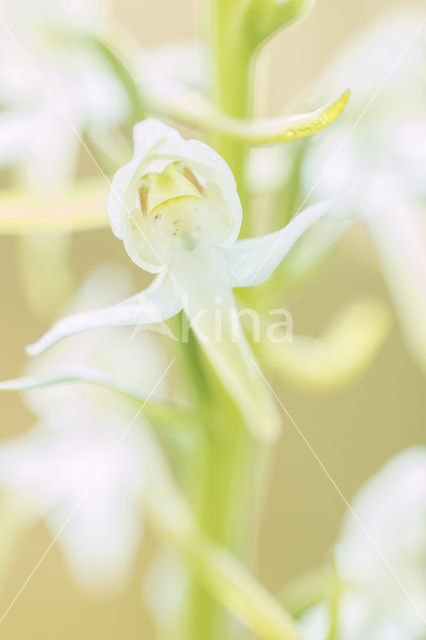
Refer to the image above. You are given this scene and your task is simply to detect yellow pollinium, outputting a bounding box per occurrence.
[139,162,205,218]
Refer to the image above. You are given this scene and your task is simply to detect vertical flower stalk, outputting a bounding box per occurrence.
[186,0,268,635]
[185,5,256,632]
[184,0,315,635]
[206,0,253,219]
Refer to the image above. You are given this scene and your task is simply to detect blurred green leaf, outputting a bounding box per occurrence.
[151,503,304,640]
[87,36,144,125]
[0,179,108,234]
[261,299,392,392]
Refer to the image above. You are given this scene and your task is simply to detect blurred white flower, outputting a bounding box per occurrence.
[28,118,339,441]
[137,39,203,101]
[300,447,426,639]
[301,7,426,371]
[0,264,170,592]
[0,410,146,592]
[0,0,128,189]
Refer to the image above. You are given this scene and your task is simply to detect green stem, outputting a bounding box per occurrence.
[206,0,254,232]
[178,327,255,639]
[276,138,311,227]
[146,450,303,640]
[186,413,254,639]
[176,2,264,638]
[178,2,275,638]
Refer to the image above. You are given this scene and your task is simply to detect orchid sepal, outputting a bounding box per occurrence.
[223,199,339,288]
[26,271,182,356]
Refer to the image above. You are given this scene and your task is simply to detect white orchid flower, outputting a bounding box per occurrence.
[0,412,147,592]
[27,118,337,441]
[0,265,171,591]
[300,447,426,640]
[301,7,426,371]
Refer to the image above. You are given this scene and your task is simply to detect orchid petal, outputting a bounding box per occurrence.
[170,246,281,442]
[108,119,175,239]
[108,118,241,240]
[224,200,337,287]
[26,271,182,356]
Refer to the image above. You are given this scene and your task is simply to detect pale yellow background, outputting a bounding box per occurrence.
[0,0,425,638]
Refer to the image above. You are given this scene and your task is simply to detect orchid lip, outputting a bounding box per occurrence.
[127,160,236,266]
